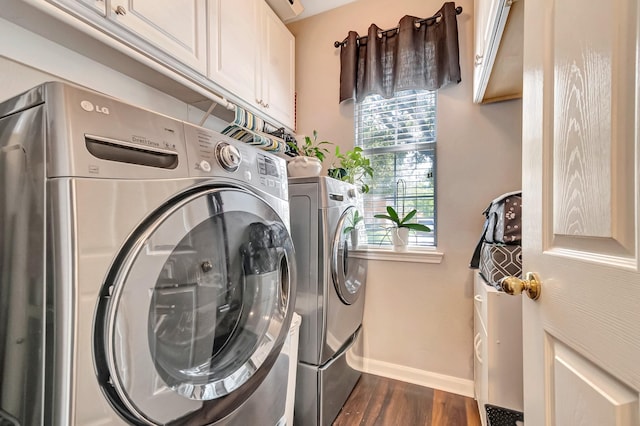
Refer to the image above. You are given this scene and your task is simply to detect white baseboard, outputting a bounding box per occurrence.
[347,352,475,398]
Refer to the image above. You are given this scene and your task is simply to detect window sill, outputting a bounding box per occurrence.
[349,246,444,264]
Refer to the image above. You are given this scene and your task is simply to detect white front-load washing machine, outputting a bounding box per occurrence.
[0,82,296,425]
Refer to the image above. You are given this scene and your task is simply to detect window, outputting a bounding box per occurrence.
[356,90,436,247]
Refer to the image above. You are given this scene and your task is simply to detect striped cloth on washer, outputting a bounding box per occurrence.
[221,105,286,153]
[221,125,285,152]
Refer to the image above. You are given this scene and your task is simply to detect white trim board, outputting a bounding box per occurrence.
[348,352,474,398]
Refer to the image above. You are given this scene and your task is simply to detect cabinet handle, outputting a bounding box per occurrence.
[474,54,483,66]
[474,333,483,364]
[264,103,269,109]
[474,295,483,303]
[115,5,127,15]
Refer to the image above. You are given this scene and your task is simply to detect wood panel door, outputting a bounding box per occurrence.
[521,0,640,424]
[109,0,207,73]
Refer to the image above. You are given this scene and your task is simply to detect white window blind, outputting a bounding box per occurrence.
[356,90,437,247]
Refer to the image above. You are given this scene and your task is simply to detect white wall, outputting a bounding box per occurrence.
[288,0,522,394]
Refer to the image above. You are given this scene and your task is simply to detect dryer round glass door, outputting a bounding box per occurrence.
[94,186,295,426]
[331,206,366,305]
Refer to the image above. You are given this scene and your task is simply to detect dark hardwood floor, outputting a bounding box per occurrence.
[332,374,482,426]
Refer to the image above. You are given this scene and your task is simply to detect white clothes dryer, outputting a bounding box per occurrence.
[0,82,296,426]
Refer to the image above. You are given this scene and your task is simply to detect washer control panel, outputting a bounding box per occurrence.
[198,160,212,172]
[215,142,241,171]
[184,123,288,200]
[256,154,286,189]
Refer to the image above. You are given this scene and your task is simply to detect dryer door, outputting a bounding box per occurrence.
[331,206,366,305]
[94,187,295,426]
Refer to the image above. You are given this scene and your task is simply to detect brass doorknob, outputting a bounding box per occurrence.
[500,272,541,300]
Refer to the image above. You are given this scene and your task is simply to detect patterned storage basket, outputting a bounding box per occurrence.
[479,243,522,290]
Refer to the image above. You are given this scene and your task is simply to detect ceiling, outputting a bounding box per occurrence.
[290,0,358,22]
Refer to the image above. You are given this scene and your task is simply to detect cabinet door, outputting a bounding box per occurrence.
[109,0,207,73]
[208,0,259,106]
[472,0,488,98]
[474,272,524,414]
[261,4,295,129]
[473,276,489,426]
[473,310,488,421]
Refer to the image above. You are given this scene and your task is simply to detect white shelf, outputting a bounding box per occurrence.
[473,271,523,425]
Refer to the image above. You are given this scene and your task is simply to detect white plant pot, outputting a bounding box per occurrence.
[391,227,409,252]
[350,229,359,249]
[287,156,322,177]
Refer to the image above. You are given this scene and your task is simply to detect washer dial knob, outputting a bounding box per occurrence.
[215,142,241,172]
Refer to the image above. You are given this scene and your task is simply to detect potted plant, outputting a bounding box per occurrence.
[373,180,431,251]
[328,146,374,193]
[343,209,364,249]
[287,130,332,177]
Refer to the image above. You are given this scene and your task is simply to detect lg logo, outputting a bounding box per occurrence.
[80,100,110,115]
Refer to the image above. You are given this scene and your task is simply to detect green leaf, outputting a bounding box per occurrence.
[401,209,417,224]
[385,206,400,223]
[330,145,373,191]
[286,140,299,153]
[296,130,333,161]
[374,214,395,222]
[400,223,432,232]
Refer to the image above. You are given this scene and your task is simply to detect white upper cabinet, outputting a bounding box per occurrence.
[16,0,295,129]
[472,0,523,103]
[208,0,259,108]
[261,4,295,129]
[108,0,207,73]
[208,0,295,129]
[47,0,108,17]
[46,0,107,16]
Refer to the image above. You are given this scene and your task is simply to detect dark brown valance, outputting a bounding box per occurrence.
[339,2,462,103]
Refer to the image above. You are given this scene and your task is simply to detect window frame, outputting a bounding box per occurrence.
[355,89,438,250]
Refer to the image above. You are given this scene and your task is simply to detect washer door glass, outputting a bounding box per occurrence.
[96,187,294,425]
[331,206,366,305]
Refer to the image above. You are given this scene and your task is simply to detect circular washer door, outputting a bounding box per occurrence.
[94,186,295,426]
[331,206,366,305]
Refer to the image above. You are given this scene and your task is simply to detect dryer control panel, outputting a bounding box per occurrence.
[184,123,288,201]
